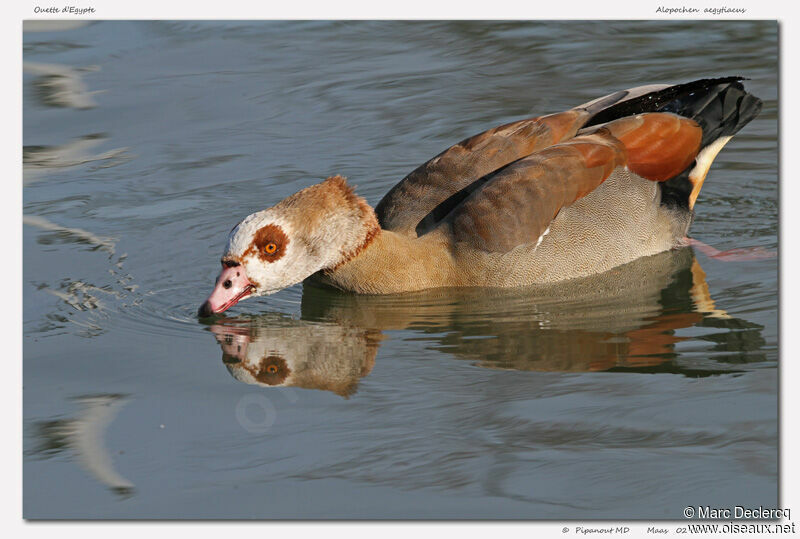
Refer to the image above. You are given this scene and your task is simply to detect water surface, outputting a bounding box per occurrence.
[23,20,778,519]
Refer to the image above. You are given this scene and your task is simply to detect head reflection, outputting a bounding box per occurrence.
[210,320,380,398]
[206,248,765,397]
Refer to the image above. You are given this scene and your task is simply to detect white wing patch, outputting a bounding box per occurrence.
[534,225,551,250]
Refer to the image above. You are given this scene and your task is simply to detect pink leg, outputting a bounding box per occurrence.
[685,237,776,261]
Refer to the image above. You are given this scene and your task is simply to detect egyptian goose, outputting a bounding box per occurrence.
[199,77,762,316]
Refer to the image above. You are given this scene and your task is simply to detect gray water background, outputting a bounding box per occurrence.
[23,20,778,519]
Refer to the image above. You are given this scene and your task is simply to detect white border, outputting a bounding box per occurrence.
[5,2,796,538]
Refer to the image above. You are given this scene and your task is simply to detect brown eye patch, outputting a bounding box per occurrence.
[253,355,290,385]
[245,224,289,263]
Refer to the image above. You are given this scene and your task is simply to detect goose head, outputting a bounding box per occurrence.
[198,176,378,316]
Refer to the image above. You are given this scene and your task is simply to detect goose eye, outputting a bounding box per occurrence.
[254,355,290,385]
[247,224,288,262]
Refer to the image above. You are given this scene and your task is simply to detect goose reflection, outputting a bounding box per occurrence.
[206,248,766,396]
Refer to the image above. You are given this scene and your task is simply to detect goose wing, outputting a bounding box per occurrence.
[374,82,683,238]
[447,113,703,252]
[374,110,590,237]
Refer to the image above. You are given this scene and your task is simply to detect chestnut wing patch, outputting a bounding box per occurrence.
[601,113,702,182]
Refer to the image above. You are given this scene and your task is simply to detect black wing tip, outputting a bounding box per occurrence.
[584,76,757,128]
